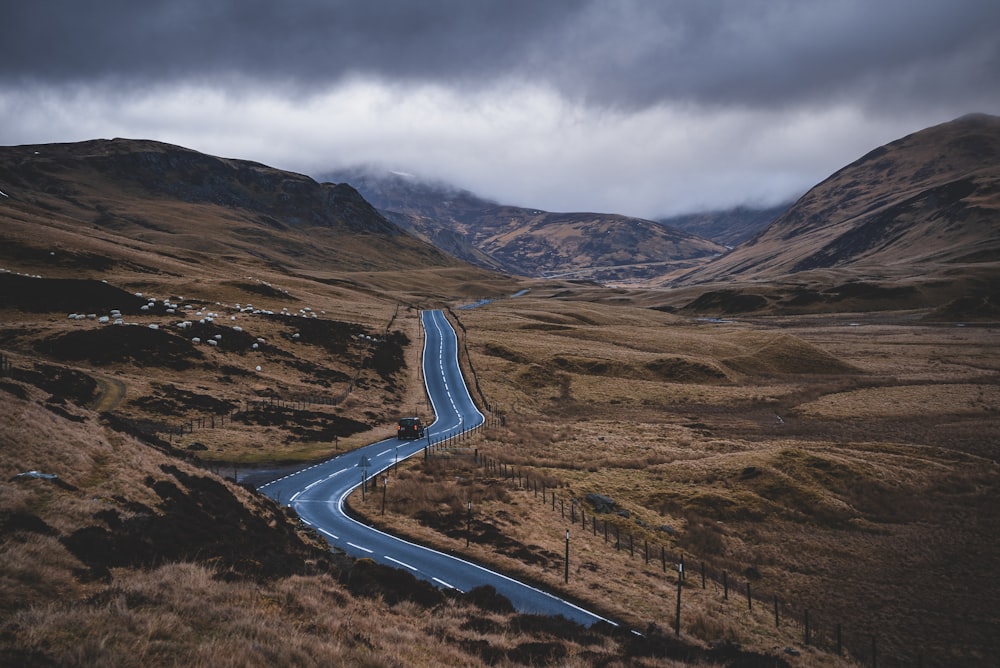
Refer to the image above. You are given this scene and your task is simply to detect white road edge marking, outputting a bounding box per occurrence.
[385,556,417,571]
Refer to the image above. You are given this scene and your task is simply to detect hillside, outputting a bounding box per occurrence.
[673,114,1000,287]
[0,139,460,275]
[2,128,997,665]
[0,139,798,664]
[322,168,726,283]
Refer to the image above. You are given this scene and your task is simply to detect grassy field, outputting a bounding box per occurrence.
[3,260,997,666]
[350,292,999,666]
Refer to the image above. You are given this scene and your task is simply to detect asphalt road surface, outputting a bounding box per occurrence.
[257,309,614,627]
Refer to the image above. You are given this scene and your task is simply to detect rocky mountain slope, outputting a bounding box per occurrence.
[674,113,1000,286]
[321,168,726,283]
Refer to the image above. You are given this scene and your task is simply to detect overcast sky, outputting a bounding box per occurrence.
[2,1,998,218]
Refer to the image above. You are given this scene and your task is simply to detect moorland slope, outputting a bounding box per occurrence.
[674,114,1000,286]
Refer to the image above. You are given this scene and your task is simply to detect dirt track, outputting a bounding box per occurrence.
[90,374,126,412]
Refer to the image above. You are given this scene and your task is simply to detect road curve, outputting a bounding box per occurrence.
[257,310,614,627]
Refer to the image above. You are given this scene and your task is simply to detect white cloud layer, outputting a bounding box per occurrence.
[0,80,944,217]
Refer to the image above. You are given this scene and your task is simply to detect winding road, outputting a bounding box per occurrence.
[257,310,613,627]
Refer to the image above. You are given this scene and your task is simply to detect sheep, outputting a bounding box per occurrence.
[148,324,159,330]
[292,333,300,340]
[232,326,243,332]
[192,337,201,344]
[207,339,218,346]
[213,334,222,341]
[255,365,262,372]
[98,316,110,324]
[252,343,259,350]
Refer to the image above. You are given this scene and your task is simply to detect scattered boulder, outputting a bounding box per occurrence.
[586,493,617,513]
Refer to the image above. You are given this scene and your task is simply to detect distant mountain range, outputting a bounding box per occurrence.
[319,168,728,283]
[658,203,792,249]
[2,113,997,315]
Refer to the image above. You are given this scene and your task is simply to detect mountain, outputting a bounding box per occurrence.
[659,202,792,248]
[0,139,459,275]
[321,168,726,283]
[674,114,1000,286]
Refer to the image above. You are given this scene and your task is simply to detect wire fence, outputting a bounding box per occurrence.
[414,423,934,668]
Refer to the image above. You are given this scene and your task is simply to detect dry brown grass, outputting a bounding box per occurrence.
[4,199,997,665]
[6,377,744,667]
[357,294,999,667]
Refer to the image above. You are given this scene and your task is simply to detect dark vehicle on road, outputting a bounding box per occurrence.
[397,417,424,440]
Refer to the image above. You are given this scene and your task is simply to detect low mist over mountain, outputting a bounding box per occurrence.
[675,114,1000,286]
[659,202,792,248]
[322,168,725,283]
[0,139,458,275]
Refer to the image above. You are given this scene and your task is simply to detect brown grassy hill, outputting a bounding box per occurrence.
[322,168,726,283]
[673,114,1000,289]
[0,142,787,663]
[0,138,460,274]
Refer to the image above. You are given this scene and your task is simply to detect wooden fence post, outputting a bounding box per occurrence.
[674,566,683,637]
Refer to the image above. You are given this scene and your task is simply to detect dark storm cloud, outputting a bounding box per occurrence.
[0,0,576,88]
[540,0,1000,111]
[4,0,998,112]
